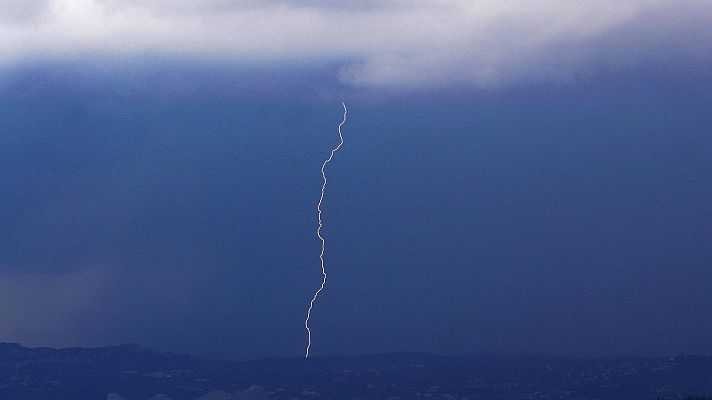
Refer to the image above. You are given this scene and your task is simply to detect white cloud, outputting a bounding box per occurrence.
[0,0,710,88]
[0,0,50,24]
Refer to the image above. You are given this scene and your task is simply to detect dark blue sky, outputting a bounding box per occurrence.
[0,61,710,360]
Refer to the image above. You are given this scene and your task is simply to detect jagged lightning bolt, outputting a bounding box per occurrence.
[304,100,348,358]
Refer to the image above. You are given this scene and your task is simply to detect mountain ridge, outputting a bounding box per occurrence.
[1,342,711,399]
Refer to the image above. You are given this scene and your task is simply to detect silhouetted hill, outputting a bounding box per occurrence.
[0,342,711,399]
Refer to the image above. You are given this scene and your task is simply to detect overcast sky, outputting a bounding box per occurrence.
[1,0,711,87]
[0,1,711,360]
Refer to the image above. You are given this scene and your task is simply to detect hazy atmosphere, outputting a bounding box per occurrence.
[0,0,711,361]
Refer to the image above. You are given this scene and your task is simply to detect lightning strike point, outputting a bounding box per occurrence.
[304,101,348,358]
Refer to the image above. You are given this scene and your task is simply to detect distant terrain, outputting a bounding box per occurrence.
[0,342,711,399]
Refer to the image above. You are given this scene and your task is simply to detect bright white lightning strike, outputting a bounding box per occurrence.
[304,101,348,358]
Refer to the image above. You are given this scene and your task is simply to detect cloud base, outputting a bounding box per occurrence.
[1,1,711,87]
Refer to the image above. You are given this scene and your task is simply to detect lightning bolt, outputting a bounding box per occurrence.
[304,100,348,358]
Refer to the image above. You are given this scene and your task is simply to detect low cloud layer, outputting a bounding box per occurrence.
[0,0,710,87]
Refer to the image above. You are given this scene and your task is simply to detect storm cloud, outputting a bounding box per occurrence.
[0,0,710,87]
[0,0,711,361]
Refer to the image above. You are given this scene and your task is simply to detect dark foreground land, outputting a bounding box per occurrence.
[0,342,711,400]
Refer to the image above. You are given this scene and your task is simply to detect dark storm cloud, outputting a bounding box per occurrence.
[0,62,711,359]
[0,63,346,356]
[0,0,711,364]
